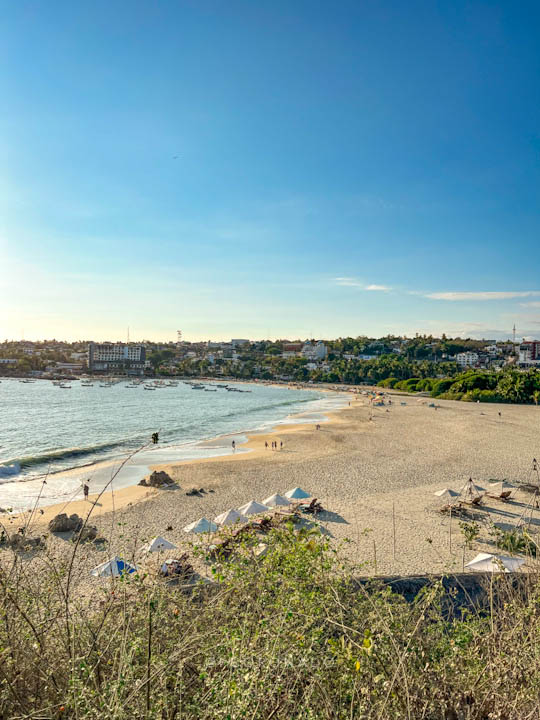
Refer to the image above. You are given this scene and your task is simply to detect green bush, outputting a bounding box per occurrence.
[463,389,506,403]
[431,378,455,396]
[437,391,464,401]
[377,377,398,388]
[1,526,540,718]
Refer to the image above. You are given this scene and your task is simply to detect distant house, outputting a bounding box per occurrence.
[519,341,540,367]
[282,343,303,358]
[456,351,479,368]
[46,363,84,374]
[231,339,249,348]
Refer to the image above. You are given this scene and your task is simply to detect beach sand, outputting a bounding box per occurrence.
[5,393,540,582]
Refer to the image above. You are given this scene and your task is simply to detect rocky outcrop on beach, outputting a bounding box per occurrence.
[77,525,98,542]
[9,533,46,551]
[139,470,173,488]
[48,513,83,533]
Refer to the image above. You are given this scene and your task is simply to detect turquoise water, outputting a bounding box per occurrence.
[0,378,345,510]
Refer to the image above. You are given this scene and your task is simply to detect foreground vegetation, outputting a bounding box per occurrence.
[1,526,540,718]
[378,367,540,404]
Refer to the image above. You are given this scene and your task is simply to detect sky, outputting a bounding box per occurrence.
[1,0,540,342]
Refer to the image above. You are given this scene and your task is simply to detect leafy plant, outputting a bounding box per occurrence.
[459,520,481,549]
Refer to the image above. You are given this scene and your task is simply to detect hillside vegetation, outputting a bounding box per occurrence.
[1,526,539,718]
[378,368,540,404]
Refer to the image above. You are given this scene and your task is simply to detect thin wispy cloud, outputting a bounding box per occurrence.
[425,291,540,301]
[365,284,391,291]
[334,278,391,291]
[520,301,540,308]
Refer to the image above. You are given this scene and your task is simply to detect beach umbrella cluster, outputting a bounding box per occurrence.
[433,477,516,506]
[181,487,313,534]
[90,487,313,577]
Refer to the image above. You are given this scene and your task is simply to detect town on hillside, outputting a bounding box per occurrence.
[1,335,539,385]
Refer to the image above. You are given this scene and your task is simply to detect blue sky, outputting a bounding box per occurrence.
[1,0,539,341]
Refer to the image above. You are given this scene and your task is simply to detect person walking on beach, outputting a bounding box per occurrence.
[83,482,89,501]
[265,441,268,449]
[280,441,283,450]
[232,440,236,453]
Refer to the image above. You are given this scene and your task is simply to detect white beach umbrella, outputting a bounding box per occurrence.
[214,509,248,526]
[465,553,525,573]
[262,493,292,507]
[458,479,485,504]
[434,488,460,498]
[141,536,178,554]
[91,556,138,578]
[183,517,218,534]
[283,487,311,500]
[237,500,270,516]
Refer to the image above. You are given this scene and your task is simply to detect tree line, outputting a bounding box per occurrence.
[378,368,540,405]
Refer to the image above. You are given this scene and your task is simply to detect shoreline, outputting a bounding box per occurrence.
[7,393,540,578]
[9,390,353,525]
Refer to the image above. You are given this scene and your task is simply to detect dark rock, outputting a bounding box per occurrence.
[77,525,98,542]
[48,513,83,533]
[139,470,172,488]
[10,534,45,551]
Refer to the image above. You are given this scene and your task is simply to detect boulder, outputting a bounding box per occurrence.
[139,471,172,488]
[77,525,98,542]
[10,533,45,551]
[48,513,83,533]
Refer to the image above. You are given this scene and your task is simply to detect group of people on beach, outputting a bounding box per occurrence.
[265,440,283,450]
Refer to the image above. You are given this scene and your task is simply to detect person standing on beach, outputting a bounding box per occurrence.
[280,441,283,450]
[232,440,236,453]
[83,482,89,500]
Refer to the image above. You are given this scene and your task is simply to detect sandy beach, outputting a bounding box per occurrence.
[4,392,540,583]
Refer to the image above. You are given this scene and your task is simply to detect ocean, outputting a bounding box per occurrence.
[0,378,346,510]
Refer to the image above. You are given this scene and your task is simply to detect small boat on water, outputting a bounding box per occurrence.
[144,386,156,391]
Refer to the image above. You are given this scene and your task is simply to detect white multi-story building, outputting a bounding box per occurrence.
[302,341,327,361]
[88,343,146,374]
[456,351,479,368]
[519,341,540,366]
